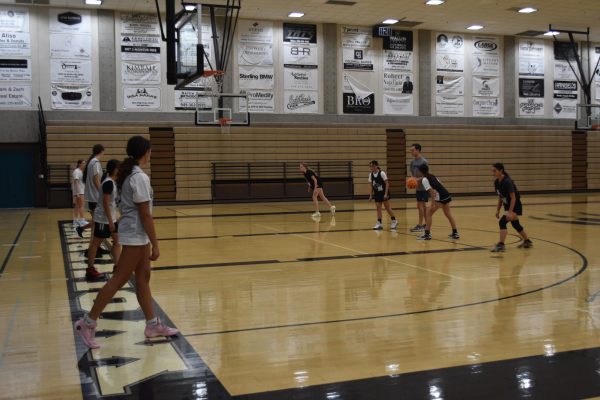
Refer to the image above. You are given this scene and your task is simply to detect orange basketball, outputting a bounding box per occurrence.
[406,177,418,189]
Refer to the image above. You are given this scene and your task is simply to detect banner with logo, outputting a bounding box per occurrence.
[50,59,91,84]
[0,7,29,32]
[343,74,373,101]
[121,61,161,84]
[554,41,578,61]
[174,90,212,110]
[472,37,500,76]
[383,50,413,71]
[472,76,499,97]
[0,32,30,57]
[51,84,92,109]
[436,53,464,73]
[435,33,464,54]
[473,37,499,56]
[383,72,413,93]
[238,43,273,66]
[472,97,499,117]
[553,80,577,99]
[123,86,161,110]
[341,26,371,48]
[343,93,374,114]
[0,84,31,107]
[49,9,91,34]
[238,65,274,89]
[343,47,374,71]
[383,30,413,51]
[284,91,318,113]
[553,99,576,118]
[436,75,464,96]
[0,58,31,81]
[120,34,161,61]
[436,95,464,116]
[518,78,544,97]
[284,67,317,91]
[238,20,273,44]
[283,43,317,66]
[383,93,412,115]
[518,39,544,76]
[49,34,91,59]
[240,90,274,113]
[519,98,544,116]
[283,23,317,44]
[554,60,577,80]
[120,13,160,35]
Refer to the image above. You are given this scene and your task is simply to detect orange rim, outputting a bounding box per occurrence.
[218,117,232,126]
[202,70,225,78]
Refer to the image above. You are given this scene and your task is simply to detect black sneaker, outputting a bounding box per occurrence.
[417,233,432,240]
[85,267,107,282]
[517,240,533,249]
[410,224,425,232]
[97,247,111,255]
[491,243,505,252]
[76,226,84,238]
[448,232,460,239]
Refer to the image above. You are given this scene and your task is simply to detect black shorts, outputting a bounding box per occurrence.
[416,190,429,202]
[437,197,452,205]
[87,202,97,212]
[503,204,523,216]
[374,191,391,203]
[93,222,118,239]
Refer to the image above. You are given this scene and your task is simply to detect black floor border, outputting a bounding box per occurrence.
[0,211,31,275]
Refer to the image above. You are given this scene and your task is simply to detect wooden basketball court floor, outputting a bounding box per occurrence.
[2,193,600,399]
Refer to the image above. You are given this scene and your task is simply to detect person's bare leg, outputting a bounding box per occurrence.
[318,189,333,208]
[417,201,425,225]
[383,200,396,219]
[441,204,457,230]
[134,245,155,320]
[376,202,383,220]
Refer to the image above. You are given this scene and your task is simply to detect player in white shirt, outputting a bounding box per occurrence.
[77,144,105,244]
[72,159,87,226]
[75,136,178,349]
[368,160,398,230]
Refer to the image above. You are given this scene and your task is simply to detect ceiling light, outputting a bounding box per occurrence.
[84,0,102,4]
[467,24,483,30]
[288,12,304,18]
[544,30,559,36]
[518,7,537,13]
[425,0,445,5]
[382,19,399,24]
[183,4,196,11]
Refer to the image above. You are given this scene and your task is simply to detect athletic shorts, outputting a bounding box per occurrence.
[374,191,391,203]
[87,202,97,212]
[437,197,452,205]
[416,190,429,202]
[503,203,523,216]
[93,222,118,239]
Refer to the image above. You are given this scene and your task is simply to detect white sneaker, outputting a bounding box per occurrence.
[390,220,398,230]
[312,211,321,217]
[79,219,89,226]
[373,221,383,230]
[73,220,79,227]
[330,206,336,215]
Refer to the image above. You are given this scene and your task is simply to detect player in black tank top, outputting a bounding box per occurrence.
[299,163,335,218]
[368,160,397,230]
[416,164,459,240]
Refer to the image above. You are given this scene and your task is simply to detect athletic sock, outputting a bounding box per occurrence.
[146,317,159,326]
[391,217,396,221]
[452,229,458,234]
[425,230,430,235]
[83,314,96,324]
[377,219,382,223]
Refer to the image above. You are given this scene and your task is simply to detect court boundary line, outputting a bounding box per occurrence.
[0,211,31,275]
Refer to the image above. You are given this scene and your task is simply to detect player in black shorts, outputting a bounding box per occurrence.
[416,164,459,240]
[300,163,336,217]
[368,160,398,230]
[491,163,532,252]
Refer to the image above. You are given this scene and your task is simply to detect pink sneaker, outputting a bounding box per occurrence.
[74,318,100,349]
[144,318,179,338]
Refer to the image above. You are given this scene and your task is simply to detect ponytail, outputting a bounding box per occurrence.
[82,154,94,183]
[82,144,105,183]
[493,162,516,186]
[117,136,151,190]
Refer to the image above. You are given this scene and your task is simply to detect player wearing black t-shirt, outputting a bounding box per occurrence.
[300,163,335,218]
[491,163,532,252]
[416,164,459,240]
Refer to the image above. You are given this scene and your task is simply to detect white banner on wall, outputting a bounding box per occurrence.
[238,65,274,90]
[383,93,413,115]
[554,61,577,80]
[383,72,413,93]
[240,90,275,113]
[283,67,318,91]
[343,47,374,71]
[472,76,499,97]
[596,82,600,100]
[436,95,464,116]
[283,43,317,66]
[341,26,371,48]
[519,97,544,116]
[49,9,91,34]
[518,39,544,76]
[174,90,211,110]
[0,7,29,32]
[120,34,161,61]
[472,54,499,76]
[473,37,500,56]
[436,53,464,73]
[238,43,273,66]
[0,84,31,107]
[50,34,92,59]
[121,61,161,84]
[0,32,31,57]
[120,13,160,35]
[0,59,31,81]
[50,59,92,84]
[284,91,318,113]
[436,75,464,96]
[553,99,577,119]
[51,84,92,109]
[238,20,273,44]
[343,74,374,100]
[383,50,413,71]
[435,33,464,54]
[472,97,500,117]
[123,86,161,110]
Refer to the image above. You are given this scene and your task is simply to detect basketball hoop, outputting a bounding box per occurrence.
[218,117,232,133]
[202,70,224,78]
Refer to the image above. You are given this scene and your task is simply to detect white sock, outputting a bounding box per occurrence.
[146,317,158,326]
[83,314,96,325]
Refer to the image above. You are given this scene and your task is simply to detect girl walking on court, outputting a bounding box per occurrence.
[491,163,533,252]
[300,163,336,217]
[415,164,459,240]
[72,159,87,226]
[77,144,105,239]
[75,136,178,349]
[368,160,398,230]
[87,159,121,276]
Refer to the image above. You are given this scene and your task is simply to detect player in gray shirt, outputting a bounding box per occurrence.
[409,143,429,232]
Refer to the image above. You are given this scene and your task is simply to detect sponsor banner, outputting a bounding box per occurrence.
[343,48,374,71]
[436,95,464,116]
[473,37,500,56]
[283,43,317,66]
[238,65,274,90]
[121,61,161,85]
[284,90,318,113]
[240,90,275,113]
[283,67,318,91]
[0,32,31,57]
[383,93,413,115]
[472,76,499,97]
[518,78,544,98]
[238,43,273,66]
[49,9,91,34]
[435,33,464,54]
[383,72,414,94]
[120,34,160,61]
[383,50,413,71]
[554,41,578,61]
[123,86,161,110]
[0,84,31,107]
[283,23,317,44]
[120,13,160,36]
[553,80,577,99]
[553,99,577,119]
[436,53,464,73]
[518,39,544,76]
[238,20,273,44]
[519,98,544,117]
[554,60,577,80]
[341,26,371,48]
[472,54,499,76]
[597,82,600,100]
[50,34,92,59]
[383,30,413,51]
[174,90,211,110]
[51,84,92,109]
[0,7,29,32]
[472,97,500,117]
[343,74,373,100]
[50,59,92,84]
[343,92,374,114]
[0,58,31,81]
[436,75,464,96]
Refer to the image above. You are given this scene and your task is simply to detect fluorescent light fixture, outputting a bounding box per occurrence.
[425,0,445,5]
[288,12,305,18]
[544,30,559,36]
[518,7,537,13]
[382,19,399,24]
[84,0,102,5]
[184,4,196,11]
[467,24,483,30]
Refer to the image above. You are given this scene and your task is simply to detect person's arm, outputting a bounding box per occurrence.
[495,198,502,219]
[368,177,373,201]
[384,178,390,199]
[138,201,159,260]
